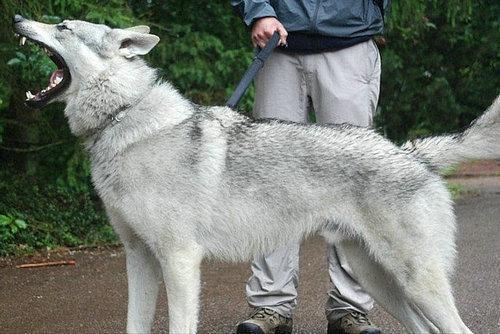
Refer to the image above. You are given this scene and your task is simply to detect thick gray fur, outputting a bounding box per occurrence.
[15,17,499,334]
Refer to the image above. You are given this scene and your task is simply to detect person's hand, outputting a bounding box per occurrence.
[251,17,288,48]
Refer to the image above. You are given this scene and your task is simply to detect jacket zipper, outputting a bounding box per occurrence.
[310,0,322,33]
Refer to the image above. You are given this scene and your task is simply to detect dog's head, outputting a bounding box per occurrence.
[12,15,160,109]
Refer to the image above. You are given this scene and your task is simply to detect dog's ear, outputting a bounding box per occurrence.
[113,29,160,58]
[125,25,151,34]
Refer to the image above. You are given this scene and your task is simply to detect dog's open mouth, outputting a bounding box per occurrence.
[16,33,71,108]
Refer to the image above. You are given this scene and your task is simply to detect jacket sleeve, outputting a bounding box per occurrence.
[231,0,277,26]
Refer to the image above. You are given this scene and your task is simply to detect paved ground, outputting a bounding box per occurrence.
[1,176,499,333]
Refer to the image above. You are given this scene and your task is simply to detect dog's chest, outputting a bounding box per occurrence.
[89,153,125,205]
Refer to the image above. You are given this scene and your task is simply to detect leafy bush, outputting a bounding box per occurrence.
[376,1,499,142]
[0,214,28,252]
[0,171,117,256]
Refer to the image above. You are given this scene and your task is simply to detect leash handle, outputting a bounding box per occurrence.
[226,32,281,109]
[254,31,281,62]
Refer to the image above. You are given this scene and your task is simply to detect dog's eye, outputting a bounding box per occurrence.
[57,24,71,31]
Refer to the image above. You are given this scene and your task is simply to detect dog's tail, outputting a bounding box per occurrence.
[401,95,500,170]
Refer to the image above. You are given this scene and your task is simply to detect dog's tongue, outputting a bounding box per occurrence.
[49,69,64,85]
[25,67,65,102]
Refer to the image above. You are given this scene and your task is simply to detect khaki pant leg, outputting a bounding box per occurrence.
[253,51,309,123]
[246,242,300,318]
[246,51,309,318]
[308,39,381,127]
[304,40,381,319]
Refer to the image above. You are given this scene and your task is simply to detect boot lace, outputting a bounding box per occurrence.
[250,308,286,325]
[343,311,373,328]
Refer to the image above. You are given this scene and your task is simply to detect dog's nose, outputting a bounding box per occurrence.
[12,14,25,24]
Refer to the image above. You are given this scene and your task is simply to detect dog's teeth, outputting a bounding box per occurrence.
[19,36,26,46]
[25,91,34,99]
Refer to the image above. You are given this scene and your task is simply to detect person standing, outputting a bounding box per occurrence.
[231,1,389,334]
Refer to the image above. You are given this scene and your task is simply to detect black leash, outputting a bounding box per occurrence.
[226,32,281,109]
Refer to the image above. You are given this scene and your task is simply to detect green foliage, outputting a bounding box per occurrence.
[376,0,499,142]
[0,213,28,247]
[0,0,498,255]
[0,171,117,256]
[8,47,57,85]
[386,0,473,39]
[140,1,254,108]
[64,144,93,193]
[157,24,253,106]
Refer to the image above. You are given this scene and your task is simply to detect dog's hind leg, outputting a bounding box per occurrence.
[160,242,204,334]
[347,183,472,333]
[113,223,162,334]
[334,238,438,333]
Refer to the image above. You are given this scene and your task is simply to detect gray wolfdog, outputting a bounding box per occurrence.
[13,15,499,333]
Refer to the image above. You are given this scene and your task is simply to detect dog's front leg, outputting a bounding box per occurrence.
[124,240,161,333]
[113,223,161,334]
[160,243,204,334]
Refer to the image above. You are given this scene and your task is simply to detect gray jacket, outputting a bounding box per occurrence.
[231,0,390,38]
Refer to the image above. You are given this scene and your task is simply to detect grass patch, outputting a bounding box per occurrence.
[446,182,465,200]
[440,164,460,178]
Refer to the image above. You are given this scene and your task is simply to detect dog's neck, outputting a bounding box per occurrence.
[63,58,157,138]
[64,59,195,161]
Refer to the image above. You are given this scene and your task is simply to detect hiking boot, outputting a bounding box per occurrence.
[327,311,381,334]
[236,308,293,334]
